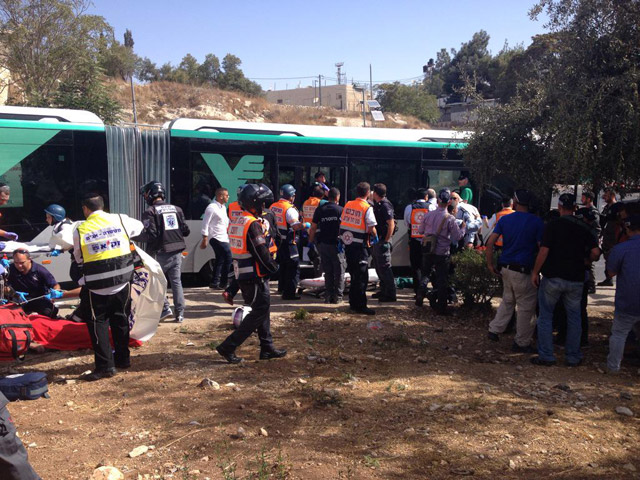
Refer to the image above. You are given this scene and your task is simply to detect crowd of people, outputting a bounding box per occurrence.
[0,176,638,479]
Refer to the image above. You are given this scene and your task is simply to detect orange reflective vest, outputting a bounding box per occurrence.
[302,197,322,222]
[494,208,515,247]
[269,199,295,236]
[340,198,371,246]
[229,211,270,281]
[228,201,242,223]
[409,200,429,239]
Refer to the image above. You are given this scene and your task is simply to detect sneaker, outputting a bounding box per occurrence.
[371,292,382,299]
[564,359,583,367]
[512,342,536,354]
[81,368,117,381]
[487,332,499,342]
[175,315,184,323]
[530,356,557,367]
[160,308,173,321]
[222,291,234,306]
[597,278,613,287]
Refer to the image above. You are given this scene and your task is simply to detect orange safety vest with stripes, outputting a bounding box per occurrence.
[339,198,371,246]
[494,208,515,247]
[228,201,242,223]
[269,199,296,236]
[229,211,270,281]
[409,200,429,239]
[302,197,322,223]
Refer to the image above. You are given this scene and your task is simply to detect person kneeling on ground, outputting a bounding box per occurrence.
[7,249,63,318]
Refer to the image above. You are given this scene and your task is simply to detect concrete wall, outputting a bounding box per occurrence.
[266,84,371,112]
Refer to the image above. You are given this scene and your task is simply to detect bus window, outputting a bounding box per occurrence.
[425,169,461,195]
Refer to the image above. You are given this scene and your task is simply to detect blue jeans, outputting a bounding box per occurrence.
[537,277,584,364]
[209,238,232,288]
[607,311,640,372]
[156,251,185,317]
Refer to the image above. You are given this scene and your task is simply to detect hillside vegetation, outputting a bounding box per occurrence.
[110,80,432,129]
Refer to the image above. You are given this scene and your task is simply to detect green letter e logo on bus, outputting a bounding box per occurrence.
[201,154,264,202]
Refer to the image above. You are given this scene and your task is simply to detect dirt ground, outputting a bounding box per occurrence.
[3,283,639,480]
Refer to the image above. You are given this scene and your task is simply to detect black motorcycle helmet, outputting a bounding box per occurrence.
[140,181,166,206]
[238,183,274,216]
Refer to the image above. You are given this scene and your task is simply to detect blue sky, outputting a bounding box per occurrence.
[89,0,548,91]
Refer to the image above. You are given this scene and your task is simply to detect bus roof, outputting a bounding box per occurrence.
[168,118,470,144]
[0,106,104,126]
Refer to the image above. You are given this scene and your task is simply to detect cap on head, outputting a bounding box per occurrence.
[513,189,532,207]
[44,204,66,222]
[438,188,451,203]
[280,184,296,200]
[558,193,576,209]
[624,214,640,231]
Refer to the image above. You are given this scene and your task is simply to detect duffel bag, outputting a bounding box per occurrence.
[0,372,49,401]
[0,306,34,360]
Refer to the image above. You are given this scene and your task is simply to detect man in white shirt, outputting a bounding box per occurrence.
[200,188,231,289]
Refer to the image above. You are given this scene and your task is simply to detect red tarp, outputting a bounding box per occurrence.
[30,315,143,351]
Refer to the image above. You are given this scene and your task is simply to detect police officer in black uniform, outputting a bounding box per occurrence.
[577,190,600,293]
[216,184,285,364]
[135,181,190,322]
[371,183,397,302]
[0,392,40,479]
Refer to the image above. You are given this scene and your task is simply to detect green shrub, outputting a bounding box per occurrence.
[451,248,501,308]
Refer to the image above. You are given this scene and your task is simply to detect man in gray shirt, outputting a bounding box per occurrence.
[415,188,465,314]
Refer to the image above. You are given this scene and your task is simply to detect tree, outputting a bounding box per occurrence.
[197,53,220,86]
[178,53,199,84]
[136,57,159,82]
[375,82,440,124]
[53,61,122,123]
[465,0,640,206]
[0,0,113,105]
[218,53,262,96]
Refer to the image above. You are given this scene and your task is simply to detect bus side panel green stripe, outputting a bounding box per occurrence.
[0,120,104,132]
[171,129,467,149]
[0,129,60,176]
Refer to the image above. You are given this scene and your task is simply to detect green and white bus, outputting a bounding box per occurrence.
[0,106,468,280]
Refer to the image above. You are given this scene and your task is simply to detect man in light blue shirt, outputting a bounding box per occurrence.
[605,214,640,373]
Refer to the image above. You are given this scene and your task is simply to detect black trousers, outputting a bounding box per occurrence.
[345,246,369,310]
[419,253,450,313]
[85,285,131,371]
[219,279,273,352]
[409,239,423,293]
[0,402,40,479]
[277,243,300,297]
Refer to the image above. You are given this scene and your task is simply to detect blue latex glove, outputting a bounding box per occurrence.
[304,222,311,229]
[337,241,344,254]
[45,289,64,300]
[0,243,5,252]
[370,235,379,246]
[0,299,7,305]
[50,249,61,257]
[0,258,8,269]
[15,291,29,304]
[3,232,18,241]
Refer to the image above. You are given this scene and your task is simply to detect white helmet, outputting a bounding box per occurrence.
[232,306,252,329]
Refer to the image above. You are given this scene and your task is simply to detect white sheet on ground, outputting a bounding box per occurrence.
[299,268,379,290]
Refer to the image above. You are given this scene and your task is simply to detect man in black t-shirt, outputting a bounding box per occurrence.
[372,183,397,302]
[530,194,601,367]
[309,187,345,304]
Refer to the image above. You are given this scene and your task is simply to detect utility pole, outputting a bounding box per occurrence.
[318,74,322,106]
[124,29,138,125]
[335,62,344,85]
[369,64,373,99]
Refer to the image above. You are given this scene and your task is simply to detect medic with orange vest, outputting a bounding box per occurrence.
[216,183,285,364]
[269,184,310,300]
[339,181,378,315]
[405,188,430,293]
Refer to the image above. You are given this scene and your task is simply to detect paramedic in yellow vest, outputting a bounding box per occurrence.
[73,193,141,381]
[340,182,377,315]
[216,183,284,364]
[270,184,309,300]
